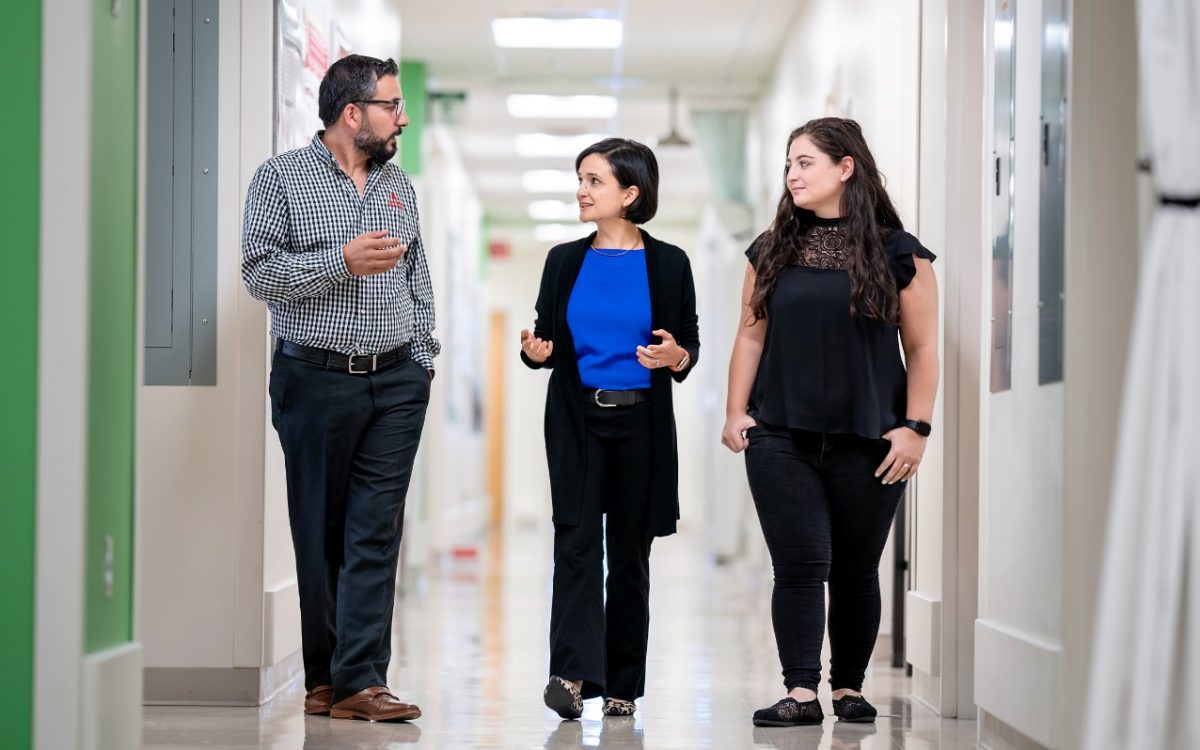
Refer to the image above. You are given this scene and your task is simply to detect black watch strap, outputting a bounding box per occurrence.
[903,419,932,437]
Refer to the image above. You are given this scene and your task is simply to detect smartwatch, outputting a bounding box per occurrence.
[903,418,932,437]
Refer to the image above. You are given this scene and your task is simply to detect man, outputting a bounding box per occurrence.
[242,54,437,722]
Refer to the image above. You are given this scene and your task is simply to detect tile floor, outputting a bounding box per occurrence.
[143,523,979,749]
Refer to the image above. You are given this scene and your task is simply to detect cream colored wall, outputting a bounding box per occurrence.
[971,0,1140,746]
[910,0,986,720]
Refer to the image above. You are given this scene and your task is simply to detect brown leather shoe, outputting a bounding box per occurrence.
[304,685,334,715]
[329,686,421,722]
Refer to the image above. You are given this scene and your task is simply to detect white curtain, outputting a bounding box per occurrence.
[1083,1,1200,748]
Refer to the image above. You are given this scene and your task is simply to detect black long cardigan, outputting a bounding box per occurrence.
[521,229,700,537]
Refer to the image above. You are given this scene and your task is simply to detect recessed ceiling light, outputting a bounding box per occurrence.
[492,17,623,49]
[534,224,584,242]
[516,133,609,158]
[528,200,579,221]
[522,170,580,193]
[507,95,618,119]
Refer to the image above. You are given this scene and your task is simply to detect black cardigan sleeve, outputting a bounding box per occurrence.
[670,254,700,383]
[521,247,558,370]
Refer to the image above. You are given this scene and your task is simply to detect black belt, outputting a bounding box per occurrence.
[279,340,410,374]
[583,388,650,408]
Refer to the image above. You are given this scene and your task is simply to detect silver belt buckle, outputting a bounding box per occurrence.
[347,353,377,374]
[593,389,617,408]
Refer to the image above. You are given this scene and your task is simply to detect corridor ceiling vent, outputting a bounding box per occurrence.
[491,15,623,49]
[506,94,619,119]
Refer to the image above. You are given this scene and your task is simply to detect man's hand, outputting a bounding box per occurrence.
[343,230,405,276]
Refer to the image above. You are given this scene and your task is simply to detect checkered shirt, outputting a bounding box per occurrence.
[241,133,440,370]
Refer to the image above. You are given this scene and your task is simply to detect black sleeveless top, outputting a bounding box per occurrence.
[746,218,935,439]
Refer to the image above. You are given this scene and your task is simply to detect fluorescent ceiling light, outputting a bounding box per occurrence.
[534,224,584,243]
[516,133,609,158]
[492,17,623,49]
[522,170,579,193]
[528,200,579,221]
[507,95,618,119]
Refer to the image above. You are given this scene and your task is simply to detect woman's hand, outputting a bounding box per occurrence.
[721,413,759,454]
[636,329,686,370]
[876,426,927,484]
[520,329,553,363]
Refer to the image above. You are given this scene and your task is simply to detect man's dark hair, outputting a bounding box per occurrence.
[318,55,399,127]
[575,138,660,224]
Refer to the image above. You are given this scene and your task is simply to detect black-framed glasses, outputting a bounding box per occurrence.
[356,98,406,117]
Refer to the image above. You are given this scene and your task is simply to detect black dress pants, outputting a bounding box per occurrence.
[549,400,655,700]
[269,349,430,702]
[744,423,905,693]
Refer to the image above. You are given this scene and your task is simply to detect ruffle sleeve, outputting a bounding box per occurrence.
[885,229,937,289]
[744,232,768,270]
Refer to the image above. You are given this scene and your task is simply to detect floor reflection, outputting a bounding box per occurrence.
[144,522,979,749]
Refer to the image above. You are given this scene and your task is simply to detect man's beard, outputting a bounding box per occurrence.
[355,122,400,164]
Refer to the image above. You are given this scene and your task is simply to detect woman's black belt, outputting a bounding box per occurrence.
[583,387,651,408]
[279,340,411,374]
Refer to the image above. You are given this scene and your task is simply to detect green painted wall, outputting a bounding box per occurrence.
[400,61,426,175]
[86,0,139,652]
[0,3,40,746]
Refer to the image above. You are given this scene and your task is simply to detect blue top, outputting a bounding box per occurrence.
[567,248,651,390]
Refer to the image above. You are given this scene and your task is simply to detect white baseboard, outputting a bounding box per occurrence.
[906,590,942,675]
[974,618,1062,749]
[143,648,302,706]
[82,643,143,750]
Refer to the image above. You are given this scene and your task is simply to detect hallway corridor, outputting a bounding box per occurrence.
[143,524,978,749]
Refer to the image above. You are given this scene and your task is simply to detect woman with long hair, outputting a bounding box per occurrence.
[722,118,939,726]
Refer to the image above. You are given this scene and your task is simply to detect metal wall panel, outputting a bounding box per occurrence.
[1038,0,1068,384]
[144,0,218,385]
[990,0,1016,393]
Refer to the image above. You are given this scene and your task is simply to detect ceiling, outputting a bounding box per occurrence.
[396,0,804,245]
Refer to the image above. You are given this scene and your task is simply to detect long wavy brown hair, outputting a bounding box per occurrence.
[749,118,903,324]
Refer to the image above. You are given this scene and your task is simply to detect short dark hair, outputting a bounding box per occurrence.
[575,138,659,224]
[318,55,399,127]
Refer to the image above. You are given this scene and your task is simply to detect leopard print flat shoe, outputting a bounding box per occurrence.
[544,676,583,720]
[602,698,636,716]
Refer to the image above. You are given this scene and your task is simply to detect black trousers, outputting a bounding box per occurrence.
[269,349,430,702]
[744,423,905,693]
[549,400,655,700]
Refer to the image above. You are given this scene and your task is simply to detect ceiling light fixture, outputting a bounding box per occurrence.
[516,133,609,158]
[534,224,584,242]
[656,86,692,148]
[522,170,580,193]
[507,95,618,119]
[528,200,579,221]
[492,17,623,49]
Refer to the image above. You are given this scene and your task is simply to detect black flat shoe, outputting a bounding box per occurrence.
[832,694,877,722]
[544,676,583,720]
[752,697,824,727]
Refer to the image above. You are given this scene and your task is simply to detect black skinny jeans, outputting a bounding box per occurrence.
[744,422,905,693]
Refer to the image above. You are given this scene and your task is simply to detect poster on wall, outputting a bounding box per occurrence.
[274,0,333,154]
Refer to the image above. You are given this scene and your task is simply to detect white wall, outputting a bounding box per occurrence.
[910,0,986,720]
[405,124,488,566]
